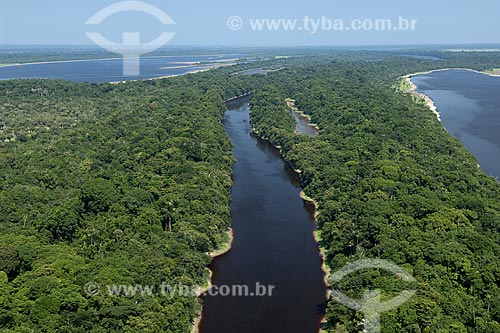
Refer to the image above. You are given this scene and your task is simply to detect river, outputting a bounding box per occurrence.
[411,69,500,180]
[291,110,319,137]
[198,98,327,333]
[0,54,239,83]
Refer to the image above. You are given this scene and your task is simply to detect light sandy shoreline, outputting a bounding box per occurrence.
[403,68,500,122]
[192,228,234,333]
[402,75,442,122]
[285,98,321,132]
[405,67,500,78]
[0,54,240,69]
[110,63,234,84]
[225,92,253,103]
[0,60,234,85]
[299,190,331,328]
[158,65,196,70]
[0,57,123,68]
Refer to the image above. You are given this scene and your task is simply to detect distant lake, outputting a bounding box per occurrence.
[411,70,500,180]
[0,54,240,83]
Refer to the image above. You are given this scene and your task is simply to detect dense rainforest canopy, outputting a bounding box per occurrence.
[1,49,500,332]
[0,74,257,332]
[249,53,500,332]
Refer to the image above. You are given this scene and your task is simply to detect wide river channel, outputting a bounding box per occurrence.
[198,97,327,333]
[411,69,500,180]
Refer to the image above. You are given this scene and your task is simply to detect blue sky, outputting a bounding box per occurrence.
[1,0,499,46]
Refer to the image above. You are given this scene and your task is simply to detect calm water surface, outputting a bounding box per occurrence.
[412,69,500,179]
[291,111,319,137]
[199,99,327,333]
[0,54,239,83]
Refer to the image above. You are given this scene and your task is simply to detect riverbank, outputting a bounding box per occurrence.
[250,105,329,292]
[402,67,500,122]
[192,94,254,333]
[400,68,500,121]
[250,105,330,331]
[197,127,330,331]
[198,99,328,332]
[224,92,253,103]
[252,118,330,327]
[0,56,237,84]
[300,191,331,279]
[0,54,240,68]
[285,98,321,132]
[0,57,122,68]
[405,68,500,181]
[401,75,441,122]
[110,63,234,84]
[401,67,500,121]
[300,190,331,332]
[404,67,500,78]
[192,228,234,333]
[400,68,500,116]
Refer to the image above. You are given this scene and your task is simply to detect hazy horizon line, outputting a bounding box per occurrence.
[1,42,500,49]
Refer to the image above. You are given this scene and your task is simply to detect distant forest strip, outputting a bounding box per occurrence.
[249,54,500,332]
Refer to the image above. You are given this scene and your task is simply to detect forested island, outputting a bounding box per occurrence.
[1,49,500,332]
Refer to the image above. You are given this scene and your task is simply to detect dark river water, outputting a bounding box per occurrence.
[0,54,239,83]
[199,99,327,333]
[411,69,500,180]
